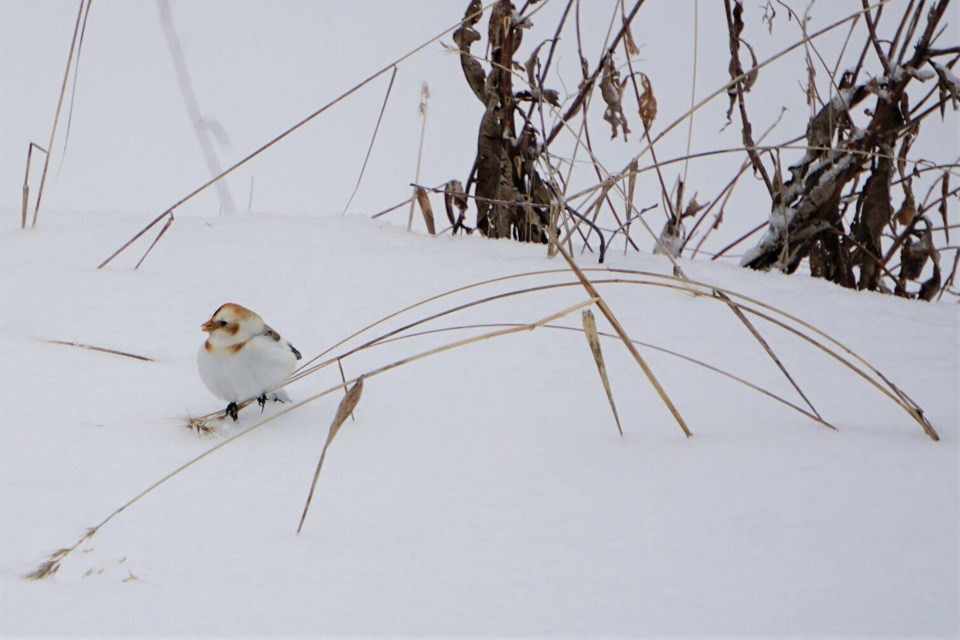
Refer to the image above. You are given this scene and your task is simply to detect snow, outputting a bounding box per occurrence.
[933,61,960,94]
[1,208,957,636]
[1,1,958,635]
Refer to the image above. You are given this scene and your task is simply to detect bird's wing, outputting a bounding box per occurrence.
[262,325,301,360]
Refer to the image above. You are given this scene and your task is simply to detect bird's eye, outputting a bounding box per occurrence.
[219,320,228,327]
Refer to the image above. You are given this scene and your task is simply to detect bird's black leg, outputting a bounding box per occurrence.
[257,394,267,413]
[225,402,239,422]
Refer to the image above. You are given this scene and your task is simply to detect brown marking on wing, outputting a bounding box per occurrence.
[264,326,301,359]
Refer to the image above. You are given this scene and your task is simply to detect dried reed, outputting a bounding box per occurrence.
[43,339,154,362]
[414,187,437,236]
[341,67,398,216]
[298,377,364,534]
[581,308,623,436]
[31,0,86,228]
[21,143,47,229]
[407,82,431,231]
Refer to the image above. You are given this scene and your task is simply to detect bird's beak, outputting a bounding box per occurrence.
[201,320,217,332]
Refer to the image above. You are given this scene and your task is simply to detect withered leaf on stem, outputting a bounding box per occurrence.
[444,179,468,231]
[524,41,547,88]
[601,56,629,140]
[623,18,640,57]
[579,55,590,84]
[897,128,916,179]
[414,186,437,235]
[918,264,942,302]
[853,157,894,289]
[638,72,657,130]
[900,218,935,281]
[856,159,893,246]
[682,195,704,220]
[941,172,950,243]
[931,61,960,118]
[582,309,623,437]
[732,0,744,38]
[452,0,487,103]
[741,39,759,93]
[805,55,817,107]
[895,185,917,227]
[297,377,365,534]
[724,1,746,121]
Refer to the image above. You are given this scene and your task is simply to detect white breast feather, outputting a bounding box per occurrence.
[198,334,298,403]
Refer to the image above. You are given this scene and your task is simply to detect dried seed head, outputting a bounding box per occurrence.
[638,73,658,130]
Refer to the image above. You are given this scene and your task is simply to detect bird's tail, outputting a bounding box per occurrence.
[268,388,292,403]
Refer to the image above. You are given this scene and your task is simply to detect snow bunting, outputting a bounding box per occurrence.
[198,303,302,422]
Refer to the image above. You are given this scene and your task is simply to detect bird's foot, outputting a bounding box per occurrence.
[225,402,239,422]
[257,394,267,413]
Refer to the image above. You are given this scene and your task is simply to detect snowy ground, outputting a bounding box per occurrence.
[1,208,956,637]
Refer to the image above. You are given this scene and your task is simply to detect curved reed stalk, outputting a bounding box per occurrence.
[607,268,940,440]
[329,321,836,431]
[28,266,938,579]
[287,269,936,439]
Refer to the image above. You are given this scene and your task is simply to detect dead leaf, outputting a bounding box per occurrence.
[444,179,469,233]
[414,186,437,235]
[297,377,365,534]
[941,172,950,243]
[638,72,657,130]
[581,309,623,436]
[895,186,917,227]
[600,56,629,140]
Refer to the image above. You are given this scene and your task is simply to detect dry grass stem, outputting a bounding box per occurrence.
[21,142,47,229]
[31,0,85,229]
[407,82,431,231]
[97,3,496,269]
[606,268,936,439]
[341,67,398,216]
[298,377,365,534]
[158,0,236,215]
[547,100,825,425]
[56,0,92,179]
[363,321,837,432]
[296,265,928,438]
[43,339,154,362]
[550,232,692,437]
[370,195,416,220]
[30,254,939,579]
[27,293,593,579]
[581,308,623,436]
[714,289,824,421]
[134,213,174,270]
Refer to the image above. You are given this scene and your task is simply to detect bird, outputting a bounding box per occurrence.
[197,303,302,422]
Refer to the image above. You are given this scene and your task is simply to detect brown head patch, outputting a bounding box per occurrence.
[225,323,240,336]
[213,303,257,321]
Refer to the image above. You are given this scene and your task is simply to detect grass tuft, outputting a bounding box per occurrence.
[182,416,219,436]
